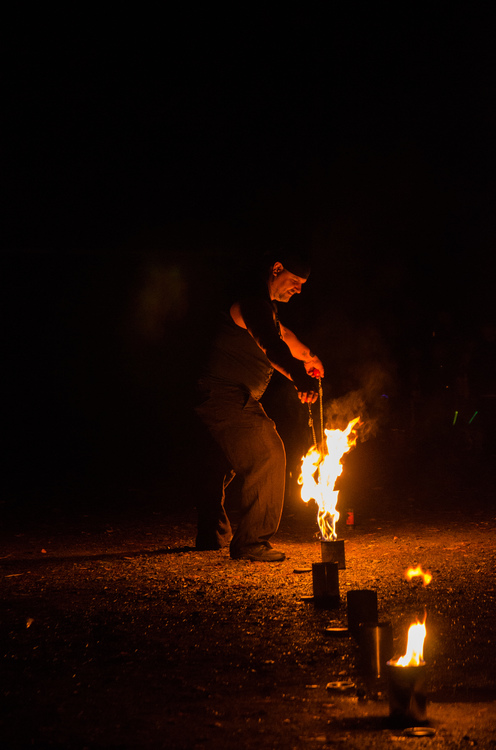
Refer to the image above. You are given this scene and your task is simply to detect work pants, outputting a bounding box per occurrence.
[194,385,286,555]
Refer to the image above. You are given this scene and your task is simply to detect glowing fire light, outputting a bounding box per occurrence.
[405,566,432,587]
[390,615,427,667]
[298,417,360,541]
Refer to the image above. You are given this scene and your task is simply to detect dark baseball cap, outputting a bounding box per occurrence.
[278,249,312,279]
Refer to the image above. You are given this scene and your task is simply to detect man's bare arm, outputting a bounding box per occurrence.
[230,302,322,403]
[280,325,325,377]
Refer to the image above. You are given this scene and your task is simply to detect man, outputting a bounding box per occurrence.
[195,250,324,562]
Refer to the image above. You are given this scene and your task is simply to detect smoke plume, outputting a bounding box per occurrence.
[324,361,395,441]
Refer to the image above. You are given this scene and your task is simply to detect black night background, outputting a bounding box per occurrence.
[4,8,496,748]
[3,6,496,514]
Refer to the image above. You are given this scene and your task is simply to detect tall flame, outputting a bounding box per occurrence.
[298,417,360,541]
[390,616,427,667]
[390,568,431,668]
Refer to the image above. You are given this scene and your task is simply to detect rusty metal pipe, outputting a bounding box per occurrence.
[359,621,393,679]
[321,539,346,569]
[387,663,428,726]
[347,589,378,640]
[312,561,340,609]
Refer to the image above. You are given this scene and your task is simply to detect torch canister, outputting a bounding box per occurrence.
[320,539,346,569]
[312,561,340,609]
[358,621,394,679]
[347,589,378,640]
[386,663,428,727]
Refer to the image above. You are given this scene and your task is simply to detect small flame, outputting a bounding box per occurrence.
[298,417,360,541]
[405,566,432,587]
[390,615,427,667]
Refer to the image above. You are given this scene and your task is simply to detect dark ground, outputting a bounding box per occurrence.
[1,431,496,749]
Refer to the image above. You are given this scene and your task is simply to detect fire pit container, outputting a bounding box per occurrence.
[359,621,393,679]
[347,589,378,640]
[312,561,340,608]
[386,663,428,726]
[321,539,345,569]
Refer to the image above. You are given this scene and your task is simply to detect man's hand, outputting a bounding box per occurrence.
[295,354,324,403]
[297,389,319,404]
[304,355,325,379]
[298,354,324,402]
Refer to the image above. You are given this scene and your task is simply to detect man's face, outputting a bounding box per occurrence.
[269,262,307,302]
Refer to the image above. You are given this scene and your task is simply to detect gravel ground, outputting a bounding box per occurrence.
[1,436,496,749]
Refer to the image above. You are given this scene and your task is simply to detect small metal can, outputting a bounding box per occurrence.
[346,509,355,527]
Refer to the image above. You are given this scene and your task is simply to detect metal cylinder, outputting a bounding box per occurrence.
[347,589,378,640]
[359,621,393,679]
[387,663,428,726]
[320,539,346,569]
[312,561,340,608]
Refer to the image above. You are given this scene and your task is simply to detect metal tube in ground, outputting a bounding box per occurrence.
[387,663,428,727]
[312,562,340,609]
[347,589,378,640]
[321,539,346,569]
[359,621,393,679]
